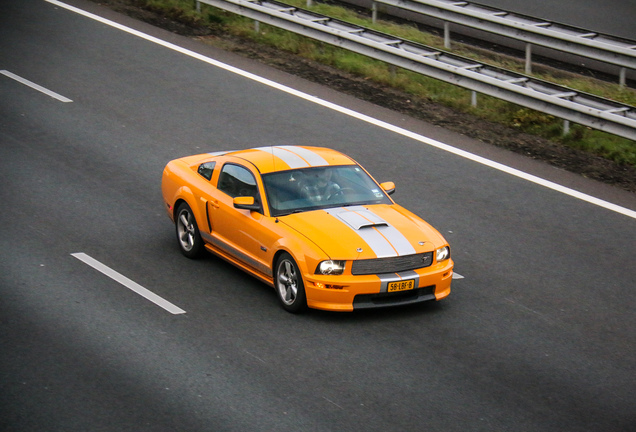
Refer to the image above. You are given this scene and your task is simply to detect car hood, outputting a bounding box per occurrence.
[278,205,446,260]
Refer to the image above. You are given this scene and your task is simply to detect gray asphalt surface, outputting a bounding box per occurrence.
[1,1,635,431]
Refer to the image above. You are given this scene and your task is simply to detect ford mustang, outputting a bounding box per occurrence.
[161,146,453,312]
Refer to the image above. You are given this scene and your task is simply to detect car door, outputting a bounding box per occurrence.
[208,161,279,277]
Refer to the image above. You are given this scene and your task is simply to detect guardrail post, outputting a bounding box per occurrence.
[563,119,570,136]
[307,0,313,7]
[525,43,532,74]
[196,0,201,14]
[619,67,626,88]
[254,20,260,33]
[444,22,451,49]
[471,90,477,107]
[372,2,377,24]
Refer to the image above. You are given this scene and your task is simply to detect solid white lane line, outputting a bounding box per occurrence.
[1,69,73,102]
[71,253,186,315]
[46,0,636,220]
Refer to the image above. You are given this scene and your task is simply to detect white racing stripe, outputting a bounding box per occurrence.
[208,150,234,156]
[254,146,309,168]
[254,145,329,168]
[328,206,416,258]
[71,253,186,314]
[278,146,329,166]
[354,225,401,258]
[374,223,417,255]
[46,0,636,220]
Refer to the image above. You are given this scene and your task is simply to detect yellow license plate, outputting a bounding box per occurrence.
[387,279,415,292]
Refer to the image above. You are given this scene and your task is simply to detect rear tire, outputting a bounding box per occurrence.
[175,202,204,258]
[274,253,307,313]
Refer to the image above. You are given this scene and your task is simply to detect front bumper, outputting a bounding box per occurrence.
[304,259,453,311]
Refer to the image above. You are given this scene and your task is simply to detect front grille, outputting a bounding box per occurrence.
[351,252,433,275]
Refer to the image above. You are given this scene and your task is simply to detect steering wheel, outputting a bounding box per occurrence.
[327,187,353,200]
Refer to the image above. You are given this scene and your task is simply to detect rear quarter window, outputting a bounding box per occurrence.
[197,162,216,180]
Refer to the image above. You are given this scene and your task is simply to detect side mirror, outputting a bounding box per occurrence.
[233,196,261,211]
[380,181,395,196]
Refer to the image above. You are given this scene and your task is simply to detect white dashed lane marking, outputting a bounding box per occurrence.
[1,69,73,102]
[71,252,186,315]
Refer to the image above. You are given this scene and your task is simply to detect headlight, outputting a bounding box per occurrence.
[436,246,450,262]
[316,260,345,275]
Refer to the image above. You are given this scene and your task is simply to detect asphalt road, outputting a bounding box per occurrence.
[1,1,636,431]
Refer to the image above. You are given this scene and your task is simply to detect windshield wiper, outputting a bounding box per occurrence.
[276,209,306,217]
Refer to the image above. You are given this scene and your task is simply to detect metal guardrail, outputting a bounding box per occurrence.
[196,0,636,140]
[371,0,636,86]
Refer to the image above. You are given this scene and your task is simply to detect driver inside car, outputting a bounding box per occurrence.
[299,168,341,202]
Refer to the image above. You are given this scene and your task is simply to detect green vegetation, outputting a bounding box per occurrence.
[140,0,635,166]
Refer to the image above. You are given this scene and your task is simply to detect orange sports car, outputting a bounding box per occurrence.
[161,146,453,312]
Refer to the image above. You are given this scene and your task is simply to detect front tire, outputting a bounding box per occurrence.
[175,202,204,258]
[274,253,307,313]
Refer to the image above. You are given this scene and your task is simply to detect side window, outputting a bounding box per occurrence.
[217,164,258,199]
[197,161,216,180]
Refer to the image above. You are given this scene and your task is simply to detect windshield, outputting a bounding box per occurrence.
[262,165,393,216]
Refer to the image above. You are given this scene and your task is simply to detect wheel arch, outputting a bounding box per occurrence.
[272,249,291,272]
[172,198,189,221]
[270,235,326,284]
[169,186,198,221]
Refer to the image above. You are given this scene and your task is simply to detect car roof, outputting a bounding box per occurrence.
[224,146,357,174]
